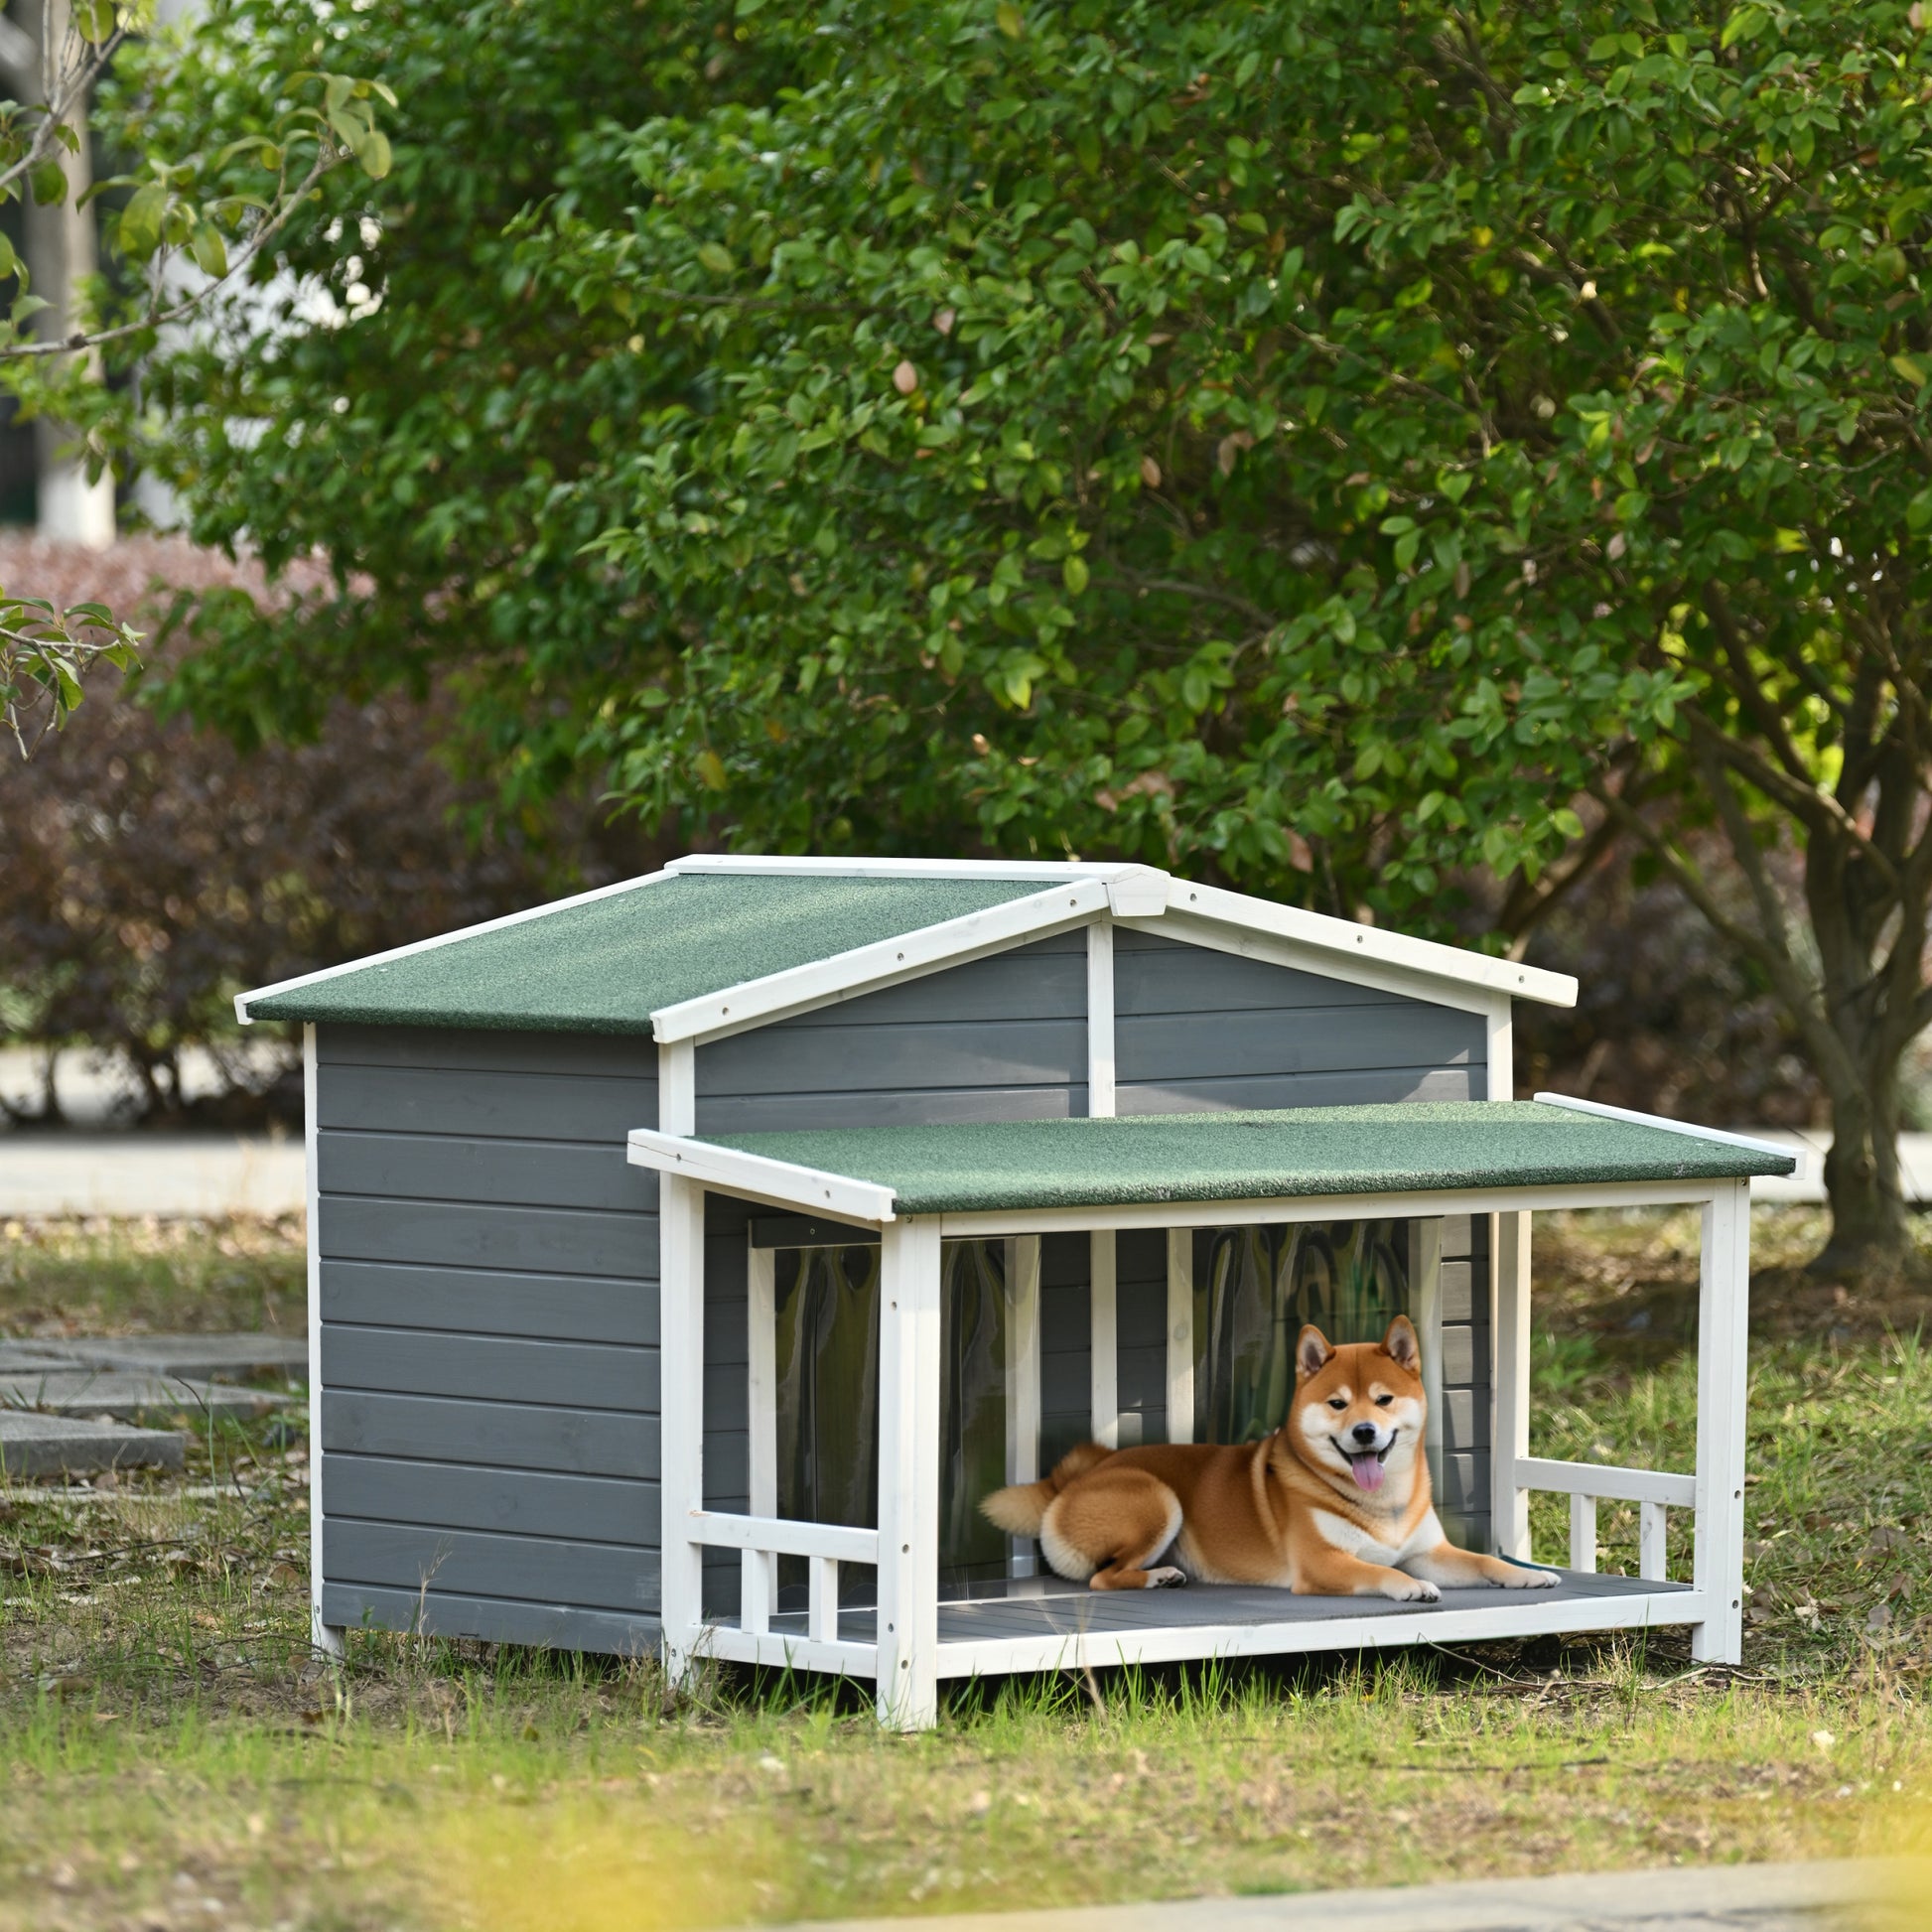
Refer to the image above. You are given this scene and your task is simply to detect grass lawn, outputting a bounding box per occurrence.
[1,1209,1929,1931]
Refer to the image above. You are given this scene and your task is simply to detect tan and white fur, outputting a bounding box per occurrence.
[982,1314,1558,1600]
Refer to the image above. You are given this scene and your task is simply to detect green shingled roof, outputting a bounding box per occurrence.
[703,1102,1794,1214]
[244,872,1051,1035]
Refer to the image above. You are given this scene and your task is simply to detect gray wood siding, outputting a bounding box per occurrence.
[315,1025,660,1656]
[1113,930,1485,1114]
[1437,1212,1492,1549]
[694,934,1088,1133]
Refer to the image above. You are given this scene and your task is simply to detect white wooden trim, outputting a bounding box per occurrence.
[1492,1208,1531,1561]
[1532,1092,1799,1166]
[303,1026,344,1661]
[1116,911,1502,1021]
[808,1558,841,1643]
[667,854,1155,884]
[626,1129,896,1225]
[1409,1218,1445,1504]
[1160,880,1578,1009]
[1640,1501,1670,1583]
[1691,1178,1751,1664]
[650,880,1113,1045]
[747,1242,779,1621]
[876,1217,943,1729]
[1089,1230,1119,1449]
[235,869,674,1023]
[657,1040,695,1137]
[1569,1494,1598,1574]
[1005,1236,1041,1577]
[1516,1457,1696,1508]
[1166,1229,1194,1444]
[686,1510,880,1564]
[1485,999,1514,1102]
[658,1172,707,1684]
[742,1549,772,1635]
[928,1587,1705,1681]
[934,1176,1724,1240]
[704,1626,879,1679]
[1086,920,1116,1119]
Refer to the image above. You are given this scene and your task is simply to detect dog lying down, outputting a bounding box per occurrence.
[982,1315,1558,1600]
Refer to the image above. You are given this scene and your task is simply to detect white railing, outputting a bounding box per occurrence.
[1516,1457,1693,1582]
[685,1510,878,1644]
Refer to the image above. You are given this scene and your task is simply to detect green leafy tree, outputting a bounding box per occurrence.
[145,0,1932,1272]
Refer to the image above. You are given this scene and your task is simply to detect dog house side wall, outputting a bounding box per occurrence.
[1114,930,1494,1548]
[312,1025,663,1654]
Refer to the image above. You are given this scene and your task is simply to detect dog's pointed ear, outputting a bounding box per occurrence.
[1382,1314,1421,1373]
[1297,1324,1334,1381]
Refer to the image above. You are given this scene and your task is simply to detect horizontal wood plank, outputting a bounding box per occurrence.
[1116,1064,1481,1114]
[323,1519,658,1613]
[1117,1004,1482,1083]
[319,1197,656,1280]
[320,1260,657,1346]
[1113,933,1405,1016]
[322,1453,658,1546]
[696,1084,1084,1134]
[319,1131,658,1214]
[321,1389,656,1476]
[318,1063,659,1144]
[321,1582,659,1655]
[320,1025,658,1081]
[321,1323,658,1412]
[699,1017,1085,1099]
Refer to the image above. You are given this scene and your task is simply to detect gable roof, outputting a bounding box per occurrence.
[625,1101,1794,1221]
[236,855,1577,1039]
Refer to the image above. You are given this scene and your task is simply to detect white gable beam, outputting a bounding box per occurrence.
[649,877,1117,1045]
[626,1128,897,1225]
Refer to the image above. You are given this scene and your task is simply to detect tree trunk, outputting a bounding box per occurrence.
[1813,1049,1914,1278]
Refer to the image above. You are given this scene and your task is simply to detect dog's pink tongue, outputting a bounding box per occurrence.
[1351,1454,1385,1493]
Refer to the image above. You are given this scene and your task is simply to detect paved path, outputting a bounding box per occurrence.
[798,1861,1912,1932]
[0,1135,305,1216]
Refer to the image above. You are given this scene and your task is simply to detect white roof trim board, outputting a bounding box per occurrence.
[236,854,1578,1033]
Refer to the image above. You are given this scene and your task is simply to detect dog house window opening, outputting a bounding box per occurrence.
[1192,1220,1413,1448]
[772,1237,1013,1604]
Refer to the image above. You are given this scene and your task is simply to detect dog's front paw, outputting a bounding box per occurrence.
[1506,1567,1561,1589]
[1144,1566,1187,1589]
[1388,1578,1442,1603]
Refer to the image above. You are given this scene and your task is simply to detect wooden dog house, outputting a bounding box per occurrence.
[239,856,1794,1726]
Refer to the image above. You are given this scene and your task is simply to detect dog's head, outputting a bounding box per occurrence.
[1289,1315,1426,1497]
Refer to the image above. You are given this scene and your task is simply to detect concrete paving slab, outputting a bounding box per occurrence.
[796,1859,1912,1932]
[0,1370,290,1424]
[46,1334,309,1383]
[0,1411,186,1477]
[0,1342,76,1372]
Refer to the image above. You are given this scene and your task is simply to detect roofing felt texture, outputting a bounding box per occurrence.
[244,873,1051,1035]
[704,1102,1796,1214]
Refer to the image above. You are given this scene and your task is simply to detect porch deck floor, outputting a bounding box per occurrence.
[752,1568,1693,1646]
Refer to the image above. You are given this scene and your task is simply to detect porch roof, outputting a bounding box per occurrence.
[695,1101,1795,1216]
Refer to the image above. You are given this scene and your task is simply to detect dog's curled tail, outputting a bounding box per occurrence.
[980,1442,1114,1537]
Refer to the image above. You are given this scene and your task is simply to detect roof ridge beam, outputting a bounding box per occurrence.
[649,877,1116,1044]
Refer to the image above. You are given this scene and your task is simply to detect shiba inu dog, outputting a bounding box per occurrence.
[982,1314,1558,1600]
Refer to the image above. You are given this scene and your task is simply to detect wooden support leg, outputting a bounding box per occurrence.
[1692,1179,1750,1664]
[1491,1210,1532,1561]
[658,1170,707,1687]
[877,1216,943,1729]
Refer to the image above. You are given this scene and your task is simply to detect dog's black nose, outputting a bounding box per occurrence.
[1351,1422,1379,1445]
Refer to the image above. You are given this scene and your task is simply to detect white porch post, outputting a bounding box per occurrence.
[658,1165,707,1685]
[1490,1209,1532,1560]
[877,1215,943,1729]
[1089,1229,1119,1449]
[1165,1230,1194,1444]
[1691,1178,1751,1663]
[745,1242,778,1631]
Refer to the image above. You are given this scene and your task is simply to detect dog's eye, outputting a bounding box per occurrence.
[1326,1396,1347,1411]
[1375,1394,1393,1407]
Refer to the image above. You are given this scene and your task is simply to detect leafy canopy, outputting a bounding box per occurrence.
[151,0,1932,950]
